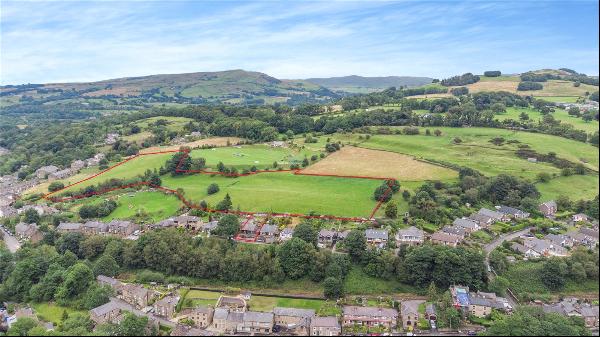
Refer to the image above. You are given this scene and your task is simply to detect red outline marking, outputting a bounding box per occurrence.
[43,149,397,222]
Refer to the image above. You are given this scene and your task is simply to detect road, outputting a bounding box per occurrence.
[1,229,21,253]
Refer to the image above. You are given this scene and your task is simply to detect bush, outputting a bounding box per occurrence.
[450,87,469,96]
[48,181,65,192]
[517,81,544,91]
[207,183,220,195]
[136,270,166,284]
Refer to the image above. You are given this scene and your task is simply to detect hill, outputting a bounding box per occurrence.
[305,75,433,93]
[0,69,340,112]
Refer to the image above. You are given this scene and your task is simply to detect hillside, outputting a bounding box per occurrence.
[0,69,340,111]
[305,75,433,93]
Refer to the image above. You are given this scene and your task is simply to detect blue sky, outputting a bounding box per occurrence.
[1,0,598,84]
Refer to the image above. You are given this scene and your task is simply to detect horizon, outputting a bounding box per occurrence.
[1,0,599,85]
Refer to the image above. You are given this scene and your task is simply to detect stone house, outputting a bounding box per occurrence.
[318,229,337,248]
[238,311,274,334]
[365,229,388,247]
[82,221,109,235]
[90,301,122,325]
[258,224,280,243]
[154,294,180,318]
[273,307,315,335]
[431,231,462,247]
[401,300,424,330]
[56,222,83,233]
[395,226,424,246]
[539,201,557,217]
[173,215,202,231]
[497,205,530,219]
[310,316,341,336]
[342,306,398,329]
[107,220,139,236]
[120,284,157,309]
[14,222,43,243]
[279,228,294,241]
[180,306,214,328]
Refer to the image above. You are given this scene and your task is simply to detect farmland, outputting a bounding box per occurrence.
[161,172,382,218]
[101,191,181,222]
[301,146,457,181]
[495,106,599,133]
[189,144,319,170]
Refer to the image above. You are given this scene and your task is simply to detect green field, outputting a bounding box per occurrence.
[495,107,599,133]
[247,295,326,312]
[536,174,599,201]
[161,172,381,218]
[57,152,173,194]
[102,191,181,222]
[134,116,195,132]
[336,127,599,178]
[189,144,319,170]
[343,266,418,295]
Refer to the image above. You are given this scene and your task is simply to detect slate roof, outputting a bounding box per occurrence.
[273,307,315,318]
[365,229,388,240]
[452,218,479,230]
[260,224,280,235]
[343,306,398,318]
[396,226,424,239]
[243,311,274,323]
[310,316,340,328]
[497,205,529,217]
[401,300,424,316]
[90,301,121,316]
[477,208,504,220]
[57,222,82,231]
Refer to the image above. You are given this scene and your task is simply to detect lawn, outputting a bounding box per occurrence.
[343,266,418,295]
[495,106,599,133]
[161,172,381,218]
[247,295,325,312]
[134,116,195,132]
[30,302,86,324]
[189,144,319,170]
[102,191,182,222]
[336,127,599,180]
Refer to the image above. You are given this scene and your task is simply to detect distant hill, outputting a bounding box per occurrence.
[0,70,340,111]
[304,75,433,93]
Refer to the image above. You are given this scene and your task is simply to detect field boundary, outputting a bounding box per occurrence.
[43,148,397,222]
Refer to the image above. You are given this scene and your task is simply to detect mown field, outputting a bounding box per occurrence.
[102,191,181,222]
[161,172,382,218]
[189,144,319,170]
[495,106,599,133]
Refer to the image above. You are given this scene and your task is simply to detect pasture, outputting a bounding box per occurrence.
[54,152,173,195]
[536,174,599,202]
[102,191,181,222]
[134,116,195,132]
[189,144,319,170]
[301,146,457,181]
[161,172,382,218]
[139,136,243,154]
[495,106,599,133]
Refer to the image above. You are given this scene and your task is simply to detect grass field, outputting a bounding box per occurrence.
[189,144,319,170]
[344,266,418,295]
[336,127,599,179]
[301,146,457,181]
[134,116,195,132]
[495,107,599,133]
[464,78,597,98]
[161,172,381,218]
[139,137,243,154]
[102,191,181,222]
[536,174,599,201]
[56,152,173,195]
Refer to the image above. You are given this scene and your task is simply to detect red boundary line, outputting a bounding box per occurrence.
[42,149,397,222]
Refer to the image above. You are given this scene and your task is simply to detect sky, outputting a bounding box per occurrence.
[1,0,598,85]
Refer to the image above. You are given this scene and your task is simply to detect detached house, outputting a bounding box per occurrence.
[452,218,480,233]
[239,219,258,238]
[395,226,424,246]
[477,208,506,222]
[258,224,280,243]
[539,201,557,217]
[497,206,530,219]
[431,231,462,247]
[342,306,398,329]
[365,229,388,247]
[572,213,589,223]
[279,228,294,242]
[173,215,202,231]
[318,229,337,248]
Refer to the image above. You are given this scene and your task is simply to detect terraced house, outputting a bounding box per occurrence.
[342,306,398,329]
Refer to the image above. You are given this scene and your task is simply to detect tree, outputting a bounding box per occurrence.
[483,306,589,336]
[385,202,398,218]
[55,263,94,302]
[373,185,392,202]
[23,208,40,224]
[541,258,567,290]
[215,193,232,211]
[93,254,120,277]
[536,172,551,183]
[207,183,220,195]
[345,230,366,262]
[117,313,151,336]
[277,238,314,279]
[6,317,39,336]
[214,214,240,237]
[48,181,65,192]
[293,222,318,247]
[519,112,530,121]
[323,277,343,299]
